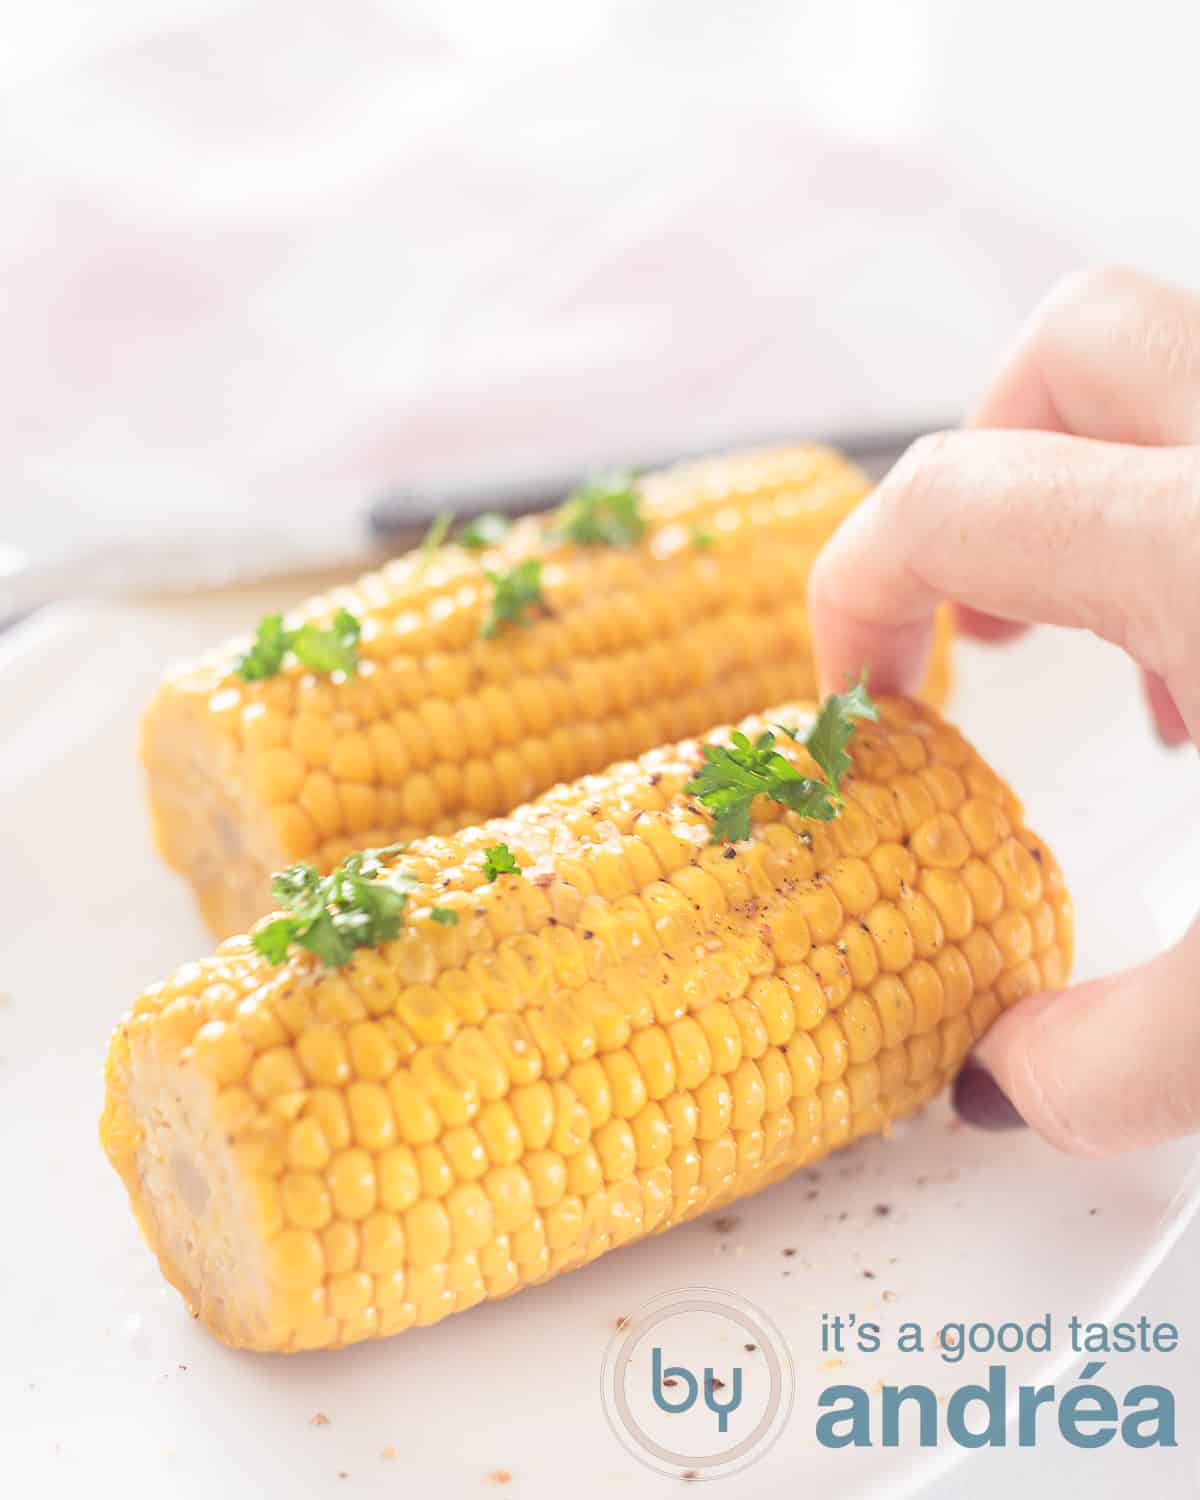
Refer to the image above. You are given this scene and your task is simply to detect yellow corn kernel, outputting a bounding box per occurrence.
[266,1228,325,1291]
[303,1088,351,1152]
[484,1164,535,1234]
[729,1060,766,1130]
[839,992,883,1064]
[481,1014,543,1085]
[793,882,844,944]
[446,1183,495,1251]
[601,1050,648,1117]
[359,1211,406,1275]
[629,1027,677,1098]
[696,1004,743,1075]
[346,1082,396,1152]
[413,1143,453,1199]
[991,838,1044,912]
[962,928,1005,991]
[960,797,1011,855]
[510,1081,554,1149]
[524,1150,567,1208]
[544,1195,585,1251]
[377,1145,421,1213]
[190,1021,252,1085]
[594,1118,637,1181]
[812,1015,849,1083]
[286,1116,331,1172]
[662,1089,699,1146]
[668,1017,712,1089]
[749,975,795,1044]
[864,903,915,973]
[919,868,974,943]
[326,1148,377,1220]
[910,812,971,869]
[694,1075,733,1140]
[566,1143,605,1197]
[441,1126,489,1181]
[809,944,852,1010]
[404,1200,452,1266]
[280,1171,333,1231]
[699,1134,737,1188]
[631,1102,673,1167]
[248,1047,306,1101]
[319,1219,358,1277]
[384,1076,441,1145]
[781,967,825,1031]
[549,1083,591,1157]
[759,1048,793,1113]
[785,1032,822,1099]
[346,1020,398,1081]
[476,1100,525,1165]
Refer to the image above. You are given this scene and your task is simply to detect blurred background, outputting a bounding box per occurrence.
[5,0,1200,567]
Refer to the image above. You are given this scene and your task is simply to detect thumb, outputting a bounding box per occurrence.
[956,916,1200,1155]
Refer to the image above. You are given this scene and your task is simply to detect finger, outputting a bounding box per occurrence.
[1141,669,1190,747]
[807,429,1200,735]
[972,266,1200,445]
[952,603,1029,644]
[961,917,1200,1155]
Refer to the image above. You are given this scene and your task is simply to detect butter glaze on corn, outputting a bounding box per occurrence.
[141,445,953,938]
[102,697,1069,1354]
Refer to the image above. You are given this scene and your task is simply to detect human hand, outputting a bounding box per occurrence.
[807,267,1200,1155]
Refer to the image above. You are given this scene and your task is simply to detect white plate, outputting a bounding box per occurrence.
[1,588,1198,1500]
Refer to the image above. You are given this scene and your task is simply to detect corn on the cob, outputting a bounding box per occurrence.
[141,445,953,939]
[102,695,1069,1354]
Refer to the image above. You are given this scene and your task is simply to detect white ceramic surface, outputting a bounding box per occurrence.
[1,589,1198,1499]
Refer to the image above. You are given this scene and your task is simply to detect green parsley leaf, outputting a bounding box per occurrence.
[794,670,879,804]
[294,909,356,968]
[685,731,831,843]
[252,844,417,967]
[430,906,459,926]
[270,860,326,922]
[358,841,410,868]
[685,674,878,843]
[411,511,454,585]
[551,470,645,547]
[483,843,521,881]
[235,608,361,682]
[424,510,454,554]
[481,558,544,637]
[235,614,291,681]
[290,608,361,677]
[457,512,512,550]
[252,914,298,966]
[689,522,715,550]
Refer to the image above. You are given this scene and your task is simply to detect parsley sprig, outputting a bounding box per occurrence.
[236,608,361,682]
[551,471,645,547]
[685,674,879,843]
[481,559,544,637]
[411,511,453,585]
[483,843,522,881]
[457,512,512,550]
[253,842,414,966]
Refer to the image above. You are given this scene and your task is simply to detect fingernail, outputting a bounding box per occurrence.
[953,1063,1026,1131]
